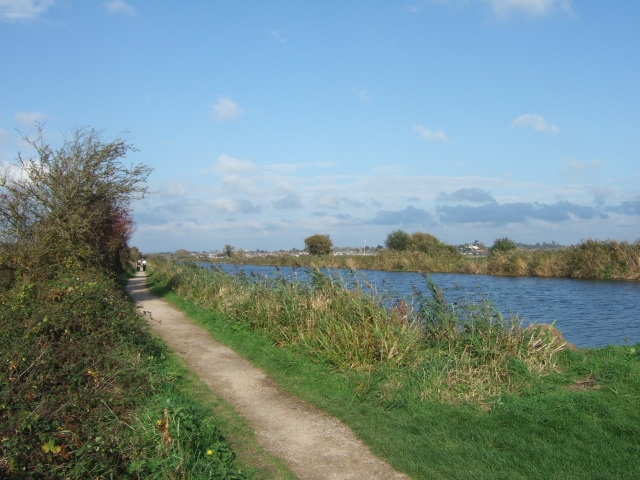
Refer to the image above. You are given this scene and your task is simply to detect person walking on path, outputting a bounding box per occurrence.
[125,271,410,480]
[142,260,146,271]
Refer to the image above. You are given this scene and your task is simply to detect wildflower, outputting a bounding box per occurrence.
[207,449,213,455]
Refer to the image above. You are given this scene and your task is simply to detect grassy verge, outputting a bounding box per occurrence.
[147,258,640,479]
[203,238,640,280]
[130,338,296,480]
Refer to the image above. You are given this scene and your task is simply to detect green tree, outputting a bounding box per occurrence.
[489,237,517,255]
[0,126,151,276]
[304,234,333,255]
[385,229,411,251]
[223,244,235,257]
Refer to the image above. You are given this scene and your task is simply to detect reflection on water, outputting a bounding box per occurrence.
[197,263,640,349]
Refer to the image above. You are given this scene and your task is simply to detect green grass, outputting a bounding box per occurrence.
[146,259,640,479]
[124,343,296,480]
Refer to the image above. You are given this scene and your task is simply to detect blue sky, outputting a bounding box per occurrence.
[1,1,638,252]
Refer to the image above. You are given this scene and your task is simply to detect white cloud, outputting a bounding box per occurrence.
[427,0,574,19]
[269,30,286,43]
[14,111,47,127]
[211,97,244,121]
[208,154,260,175]
[221,175,265,196]
[210,199,262,214]
[481,0,574,19]
[351,87,372,102]
[413,125,450,143]
[0,0,54,22]
[104,1,135,16]
[512,114,560,134]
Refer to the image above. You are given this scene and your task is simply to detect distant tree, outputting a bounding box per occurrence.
[174,249,191,257]
[489,237,517,255]
[223,244,235,257]
[385,229,411,251]
[304,234,333,255]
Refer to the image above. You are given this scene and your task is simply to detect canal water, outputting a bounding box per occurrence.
[197,263,640,349]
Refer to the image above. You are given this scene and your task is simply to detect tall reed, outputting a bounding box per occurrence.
[149,258,567,403]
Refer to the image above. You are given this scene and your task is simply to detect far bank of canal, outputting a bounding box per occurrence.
[198,262,640,348]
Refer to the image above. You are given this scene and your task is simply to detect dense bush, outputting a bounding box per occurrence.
[0,127,244,478]
[489,237,517,255]
[0,268,155,476]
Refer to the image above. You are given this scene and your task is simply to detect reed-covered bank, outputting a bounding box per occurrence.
[207,238,640,281]
[147,257,640,479]
[149,257,564,402]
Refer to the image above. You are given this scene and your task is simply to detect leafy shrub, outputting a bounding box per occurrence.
[489,237,517,255]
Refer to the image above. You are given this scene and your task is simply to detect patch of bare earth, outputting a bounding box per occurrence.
[568,375,600,392]
[126,272,410,480]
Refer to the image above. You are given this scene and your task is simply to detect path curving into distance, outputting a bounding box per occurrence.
[126,272,410,480]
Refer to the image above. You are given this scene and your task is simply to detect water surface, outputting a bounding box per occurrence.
[198,263,640,349]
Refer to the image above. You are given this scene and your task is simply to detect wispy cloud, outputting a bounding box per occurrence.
[210,198,262,214]
[0,0,54,22]
[438,188,495,203]
[512,114,560,134]
[413,125,450,143]
[481,0,574,19]
[206,154,260,175]
[211,97,244,121]
[269,30,286,43]
[351,87,372,102]
[562,159,603,180]
[104,1,135,16]
[427,0,575,20]
[14,111,47,127]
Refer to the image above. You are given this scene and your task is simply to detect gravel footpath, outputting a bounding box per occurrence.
[126,272,410,480]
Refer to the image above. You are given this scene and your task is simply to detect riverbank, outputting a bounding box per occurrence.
[201,238,640,281]
[147,257,640,479]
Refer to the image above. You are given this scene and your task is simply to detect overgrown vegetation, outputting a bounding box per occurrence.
[149,258,566,402]
[148,257,640,479]
[0,127,245,478]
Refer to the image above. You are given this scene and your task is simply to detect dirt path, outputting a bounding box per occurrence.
[126,272,410,480]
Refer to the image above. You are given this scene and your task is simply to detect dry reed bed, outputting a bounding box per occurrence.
[211,239,640,280]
